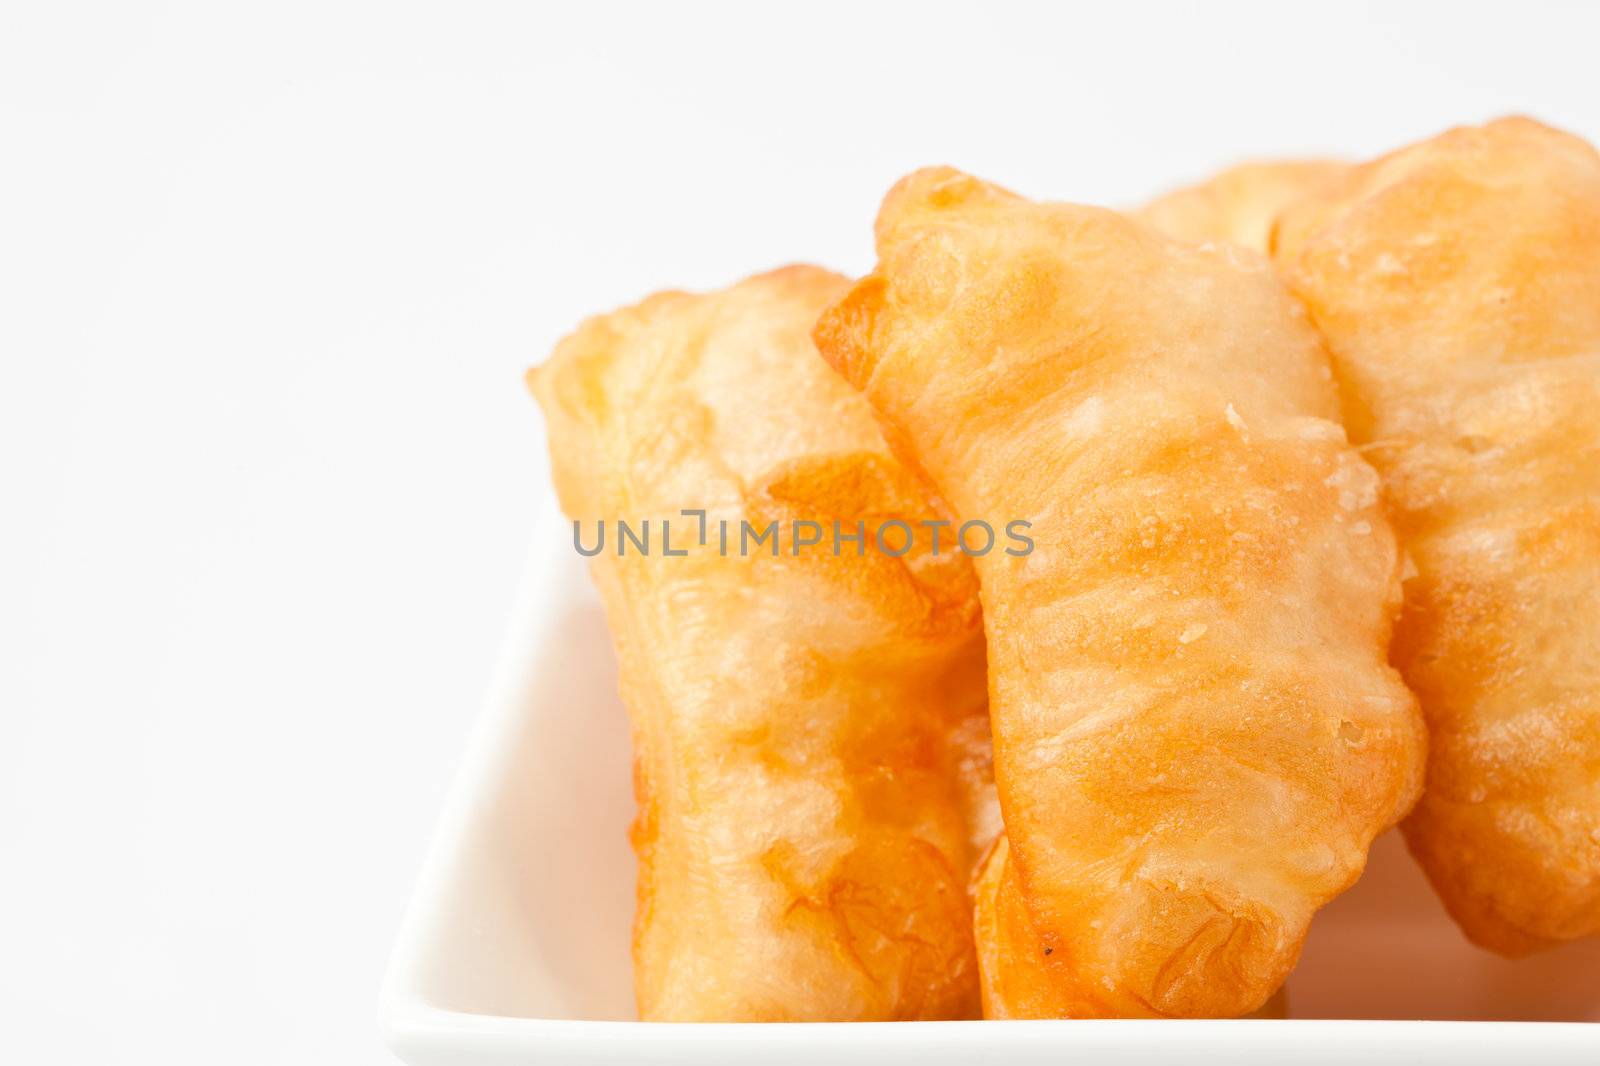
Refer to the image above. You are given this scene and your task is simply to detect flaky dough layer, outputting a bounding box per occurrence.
[1275,118,1600,955]
[815,171,1425,1017]
[532,266,990,1020]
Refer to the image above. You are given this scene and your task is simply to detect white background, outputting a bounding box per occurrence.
[4,2,1598,1062]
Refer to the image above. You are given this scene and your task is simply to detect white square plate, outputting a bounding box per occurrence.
[381,503,1600,1064]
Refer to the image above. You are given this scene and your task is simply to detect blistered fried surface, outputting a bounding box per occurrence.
[1138,160,1350,253]
[1276,117,1600,954]
[531,266,991,1020]
[815,172,1424,1017]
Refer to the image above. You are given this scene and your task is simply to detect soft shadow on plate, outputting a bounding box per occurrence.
[413,579,637,1020]
[1291,830,1600,1020]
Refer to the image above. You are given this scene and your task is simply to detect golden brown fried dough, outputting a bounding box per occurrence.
[1138,160,1349,253]
[972,836,1290,1019]
[531,266,990,1020]
[814,171,1425,1017]
[1274,117,1600,955]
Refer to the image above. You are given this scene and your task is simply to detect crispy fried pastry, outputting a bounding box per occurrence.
[531,266,990,1020]
[1138,160,1349,253]
[814,171,1425,1017]
[1274,117,1600,955]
